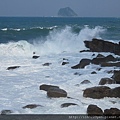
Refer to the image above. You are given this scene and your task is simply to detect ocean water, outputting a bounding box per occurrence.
[0,17,120,114]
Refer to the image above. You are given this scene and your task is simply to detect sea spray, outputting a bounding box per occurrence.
[0,26,105,56]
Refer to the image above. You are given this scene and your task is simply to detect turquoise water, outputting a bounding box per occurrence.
[0,17,120,43]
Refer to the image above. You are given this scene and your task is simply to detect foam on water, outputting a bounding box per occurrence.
[0,26,105,56]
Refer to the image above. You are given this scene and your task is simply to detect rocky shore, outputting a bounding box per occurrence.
[1,38,120,117]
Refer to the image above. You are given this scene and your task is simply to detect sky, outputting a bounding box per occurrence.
[0,0,120,17]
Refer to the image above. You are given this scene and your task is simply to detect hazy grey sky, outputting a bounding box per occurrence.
[0,0,120,17]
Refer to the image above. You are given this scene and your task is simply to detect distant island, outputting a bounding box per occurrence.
[58,7,78,17]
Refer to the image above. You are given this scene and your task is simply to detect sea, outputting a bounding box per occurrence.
[0,17,120,115]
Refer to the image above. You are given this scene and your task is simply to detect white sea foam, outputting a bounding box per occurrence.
[0,26,105,56]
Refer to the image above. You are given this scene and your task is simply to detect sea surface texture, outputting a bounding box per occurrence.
[0,17,120,114]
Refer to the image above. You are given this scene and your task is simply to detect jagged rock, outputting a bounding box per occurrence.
[112,70,120,84]
[62,62,69,65]
[58,7,77,17]
[1,110,13,115]
[22,104,43,109]
[84,38,120,55]
[47,87,67,98]
[96,54,105,58]
[87,104,103,116]
[104,108,120,115]
[32,55,40,59]
[42,63,52,66]
[71,59,91,69]
[101,62,120,67]
[61,103,78,108]
[91,55,115,65]
[83,86,111,99]
[7,66,20,70]
[99,78,115,85]
[40,84,59,92]
[80,80,91,84]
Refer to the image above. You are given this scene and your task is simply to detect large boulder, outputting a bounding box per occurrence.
[104,108,120,115]
[47,87,67,98]
[84,38,120,55]
[40,84,59,92]
[87,104,103,116]
[112,70,120,84]
[83,86,120,99]
[83,86,111,99]
[71,59,91,69]
[101,62,120,67]
[99,78,115,85]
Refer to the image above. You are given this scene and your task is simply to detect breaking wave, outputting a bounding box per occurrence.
[0,26,105,56]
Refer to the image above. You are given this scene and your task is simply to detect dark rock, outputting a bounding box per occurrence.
[71,59,91,69]
[7,66,20,70]
[61,103,78,108]
[80,80,91,84]
[106,70,114,74]
[101,62,120,67]
[104,108,120,115]
[99,78,115,85]
[91,55,115,65]
[87,104,103,116]
[96,54,105,58]
[79,50,91,53]
[112,70,120,84]
[58,7,77,17]
[47,87,67,98]
[91,71,97,74]
[42,63,52,66]
[83,86,120,99]
[63,58,69,61]
[1,110,13,115]
[84,38,120,55]
[22,104,42,109]
[32,55,40,59]
[96,68,102,71]
[62,62,69,65]
[40,84,59,92]
[109,87,120,98]
[83,86,111,99]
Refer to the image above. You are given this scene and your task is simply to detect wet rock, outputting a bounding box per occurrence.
[61,103,78,108]
[96,54,105,58]
[80,80,91,84]
[83,86,111,99]
[47,87,67,98]
[71,59,91,69]
[109,87,120,98]
[79,50,91,53]
[112,70,120,84]
[40,84,59,92]
[1,110,13,115]
[22,104,43,109]
[87,104,103,116]
[99,78,115,85]
[91,71,97,74]
[42,63,52,66]
[91,55,116,65]
[62,62,69,65]
[101,62,120,67]
[84,38,120,55]
[32,55,40,59]
[7,66,20,70]
[104,108,120,115]
[83,86,120,99]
